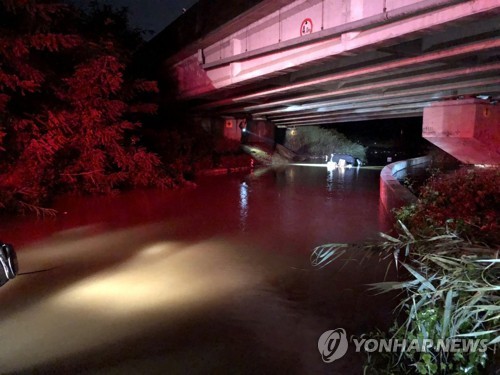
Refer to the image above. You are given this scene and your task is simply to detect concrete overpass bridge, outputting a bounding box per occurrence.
[144,0,500,164]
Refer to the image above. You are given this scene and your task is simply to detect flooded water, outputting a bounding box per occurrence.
[0,166,397,374]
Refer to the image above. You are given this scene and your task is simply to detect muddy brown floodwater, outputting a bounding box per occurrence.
[0,165,398,374]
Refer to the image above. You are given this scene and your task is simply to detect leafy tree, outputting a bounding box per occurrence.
[284,126,366,161]
[0,0,172,214]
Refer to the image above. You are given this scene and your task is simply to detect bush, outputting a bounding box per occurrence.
[366,167,500,373]
[396,167,499,244]
[0,1,170,214]
[363,225,499,375]
[284,126,366,160]
[315,166,500,374]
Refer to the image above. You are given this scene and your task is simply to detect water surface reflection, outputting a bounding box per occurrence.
[0,166,395,374]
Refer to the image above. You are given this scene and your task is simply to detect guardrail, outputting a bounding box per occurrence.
[379,156,431,213]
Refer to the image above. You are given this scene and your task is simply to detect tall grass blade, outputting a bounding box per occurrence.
[453,329,499,338]
[401,263,437,292]
[379,232,401,243]
[441,289,454,339]
[487,336,500,346]
[398,220,414,241]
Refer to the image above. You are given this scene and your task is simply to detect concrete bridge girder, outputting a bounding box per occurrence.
[195,38,500,124]
[223,38,500,105]
[174,0,499,97]
[271,94,437,121]
[274,102,433,126]
[243,63,500,111]
[254,78,500,117]
[154,0,500,163]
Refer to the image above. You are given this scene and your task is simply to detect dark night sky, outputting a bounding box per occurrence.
[72,0,199,39]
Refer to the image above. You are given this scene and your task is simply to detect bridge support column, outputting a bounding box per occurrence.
[423,99,500,165]
[246,120,275,150]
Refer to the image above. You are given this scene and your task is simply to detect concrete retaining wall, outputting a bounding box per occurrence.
[379,156,431,213]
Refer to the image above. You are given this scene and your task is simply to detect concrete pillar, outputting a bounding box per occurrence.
[247,120,275,141]
[222,117,241,141]
[422,99,500,165]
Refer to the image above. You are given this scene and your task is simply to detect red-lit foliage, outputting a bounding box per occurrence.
[398,167,499,243]
[0,1,172,214]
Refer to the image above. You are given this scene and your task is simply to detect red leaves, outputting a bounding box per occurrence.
[31,52,163,195]
[47,111,71,134]
[0,0,166,214]
[118,120,137,130]
[8,38,30,58]
[0,64,43,96]
[18,79,39,94]
[12,61,45,83]
[29,33,81,51]
[407,167,500,242]
[0,130,5,151]
[0,93,9,111]
[0,71,21,91]
[128,148,163,187]
[65,56,124,103]
[13,118,37,132]
[128,103,158,114]
[132,80,159,94]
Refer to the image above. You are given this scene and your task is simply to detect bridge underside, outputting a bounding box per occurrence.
[169,0,499,124]
[151,0,500,163]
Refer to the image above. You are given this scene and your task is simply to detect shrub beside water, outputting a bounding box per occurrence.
[364,167,500,373]
[317,166,499,373]
[396,167,500,245]
[363,224,499,374]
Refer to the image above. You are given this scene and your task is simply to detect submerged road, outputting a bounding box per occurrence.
[0,166,396,374]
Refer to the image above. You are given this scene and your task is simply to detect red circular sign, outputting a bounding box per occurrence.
[300,18,313,36]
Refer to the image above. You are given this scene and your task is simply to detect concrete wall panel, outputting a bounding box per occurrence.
[324,0,349,28]
[385,0,420,12]
[281,0,324,38]
[423,100,500,165]
[380,156,428,213]
[363,0,384,17]
[246,13,281,50]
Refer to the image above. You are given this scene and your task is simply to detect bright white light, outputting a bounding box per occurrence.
[285,105,303,112]
[290,163,327,167]
[0,233,271,373]
[239,182,249,230]
[316,107,331,112]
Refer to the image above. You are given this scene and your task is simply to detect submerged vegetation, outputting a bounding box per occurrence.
[364,223,498,374]
[316,166,499,373]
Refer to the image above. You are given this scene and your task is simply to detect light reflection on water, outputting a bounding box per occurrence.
[239,181,249,231]
[0,166,395,374]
